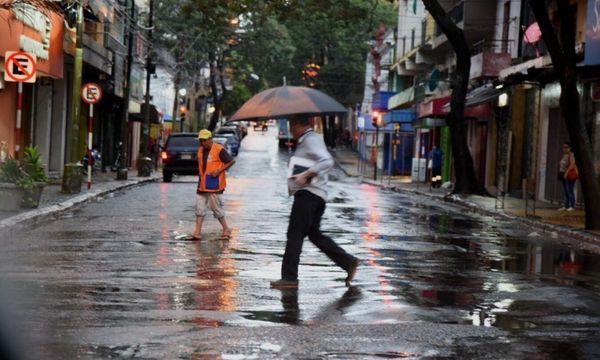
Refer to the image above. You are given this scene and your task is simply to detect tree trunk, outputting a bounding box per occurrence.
[531,0,600,229]
[207,52,228,132]
[422,0,488,195]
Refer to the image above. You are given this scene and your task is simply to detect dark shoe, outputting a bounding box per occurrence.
[270,279,299,289]
[345,258,360,286]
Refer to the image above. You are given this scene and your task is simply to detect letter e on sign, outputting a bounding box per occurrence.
[81,82,103,104]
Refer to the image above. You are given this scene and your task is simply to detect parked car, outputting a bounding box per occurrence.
[218,125,243,141]
[224,121,247,138]
[160,133,199,182]
[213,132,240,156]
[212,136,236,156]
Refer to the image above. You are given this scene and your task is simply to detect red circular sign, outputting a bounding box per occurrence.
[81,83,103,104]
[4,52,36,82]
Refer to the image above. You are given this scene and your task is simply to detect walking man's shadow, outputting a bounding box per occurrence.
[277,286,363,325]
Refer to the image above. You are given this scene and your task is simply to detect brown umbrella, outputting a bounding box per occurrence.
[229,85,347,121]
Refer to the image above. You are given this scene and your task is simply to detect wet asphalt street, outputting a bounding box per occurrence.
[1,127,600,359]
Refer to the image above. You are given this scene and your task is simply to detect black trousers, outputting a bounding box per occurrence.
[281,190,356,281]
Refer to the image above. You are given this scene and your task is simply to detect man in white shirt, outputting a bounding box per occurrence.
[270,116,359,289]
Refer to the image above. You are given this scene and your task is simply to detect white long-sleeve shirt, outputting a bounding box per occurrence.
[287,129,334,201]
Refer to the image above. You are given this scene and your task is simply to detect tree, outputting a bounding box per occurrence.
[154,0,250,131]
[274,0,396,107]
[422,0,488,196]
[154,0,395,123]
[223,13,296,115]
[530,0,600,229]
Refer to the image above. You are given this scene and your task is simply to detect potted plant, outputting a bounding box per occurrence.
[0,146,48,210]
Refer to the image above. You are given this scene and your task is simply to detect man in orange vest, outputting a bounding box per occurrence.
[187,129,236,240]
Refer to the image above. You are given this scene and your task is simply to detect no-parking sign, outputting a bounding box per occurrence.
[4,51,37,83]
[81,82,103,104]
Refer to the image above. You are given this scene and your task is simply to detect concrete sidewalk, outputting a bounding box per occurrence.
[0,170,160,232]
[333,148,600,251]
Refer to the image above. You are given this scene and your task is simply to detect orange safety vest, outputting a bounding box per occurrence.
[197,143,227,192]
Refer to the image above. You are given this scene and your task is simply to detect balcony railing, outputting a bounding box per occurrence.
[471,39,513,55]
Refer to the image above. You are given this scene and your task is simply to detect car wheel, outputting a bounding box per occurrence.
[163,170,173,182]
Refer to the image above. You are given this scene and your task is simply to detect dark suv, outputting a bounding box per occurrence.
[161,133,199,182]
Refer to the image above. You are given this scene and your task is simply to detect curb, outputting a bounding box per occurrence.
[361,178,600,252]
[0,176,159,234]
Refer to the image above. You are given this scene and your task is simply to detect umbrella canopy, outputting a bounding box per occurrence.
[229,86,347,121]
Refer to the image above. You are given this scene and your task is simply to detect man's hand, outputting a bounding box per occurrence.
[292,171,311,186]
[208,170,220,177]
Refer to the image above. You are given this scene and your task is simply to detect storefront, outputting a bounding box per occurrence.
[416,95,493,186]
[0,4,65,166]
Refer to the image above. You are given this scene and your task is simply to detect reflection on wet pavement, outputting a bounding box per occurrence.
[1,128,599,358]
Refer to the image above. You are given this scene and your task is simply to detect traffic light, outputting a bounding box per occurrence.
[179,106,187,129]
[302,62,321,88]
[372,111,381,128]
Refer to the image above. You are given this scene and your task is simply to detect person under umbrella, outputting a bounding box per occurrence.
[270,116,360,289]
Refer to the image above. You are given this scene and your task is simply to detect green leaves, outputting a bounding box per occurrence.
[153,0,396,113]
[0,146,47,187]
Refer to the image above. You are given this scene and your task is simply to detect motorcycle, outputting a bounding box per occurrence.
[110,141,123,171]
[81,147,102,175]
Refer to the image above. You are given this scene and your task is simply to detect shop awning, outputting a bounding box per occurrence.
[465,84,503,106]
[418,96,449,118]
[441,84,503,111]
[412,117,447,129]
[420,95,492,119]
[387,86,415,110]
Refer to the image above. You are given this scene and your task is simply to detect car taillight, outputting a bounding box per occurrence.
[161,151,168,160]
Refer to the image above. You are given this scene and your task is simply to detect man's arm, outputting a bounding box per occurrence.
[293,135,334,185]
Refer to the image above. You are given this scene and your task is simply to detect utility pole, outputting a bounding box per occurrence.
[171,51,181,132]
[372,112,381,181]
[62,0,84,193]
[138,0,154,176]
[374,123,379,181]
[118,0,135,180]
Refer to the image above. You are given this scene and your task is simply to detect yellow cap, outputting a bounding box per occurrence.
[198,129,212,140]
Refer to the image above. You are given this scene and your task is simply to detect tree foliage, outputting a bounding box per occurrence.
[154,0,396,123]
[271,0,396,107]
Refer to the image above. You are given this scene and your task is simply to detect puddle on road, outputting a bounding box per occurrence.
[11,156,600,359]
